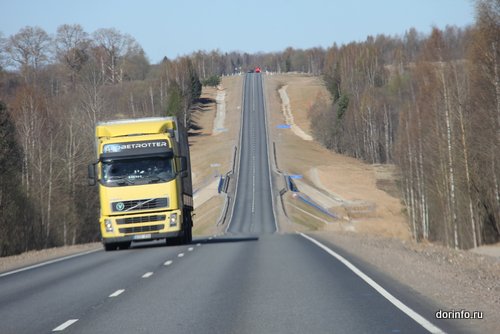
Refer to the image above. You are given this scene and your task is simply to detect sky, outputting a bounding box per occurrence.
[1,0,476,63]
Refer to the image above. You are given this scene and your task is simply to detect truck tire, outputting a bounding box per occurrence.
[104,242,118,251]
[167,226,192,246]
[118,241,131,250]
[183,225,192,244]
[182,210,193,244]
[166,235,181,246]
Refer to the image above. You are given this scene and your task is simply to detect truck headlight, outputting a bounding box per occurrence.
[169,213,178,227]
[104,219,114,232]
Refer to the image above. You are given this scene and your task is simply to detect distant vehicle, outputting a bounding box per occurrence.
[255,67,261,73]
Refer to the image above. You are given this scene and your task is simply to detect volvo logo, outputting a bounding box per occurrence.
[115,202,125,211]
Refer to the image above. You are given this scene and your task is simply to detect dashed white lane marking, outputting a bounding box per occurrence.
[299,233,446,334]
[52,319,78,331]
[188,247,194,252]
[178,253,184,258]
[142,272,153,278]
[196,243,201,247]
[164,260,173,266]
[109,289,125,298]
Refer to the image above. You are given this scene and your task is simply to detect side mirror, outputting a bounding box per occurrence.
[88,163,97,186]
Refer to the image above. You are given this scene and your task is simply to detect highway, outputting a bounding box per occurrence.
[227,73,276,234]
[0,74,460,334]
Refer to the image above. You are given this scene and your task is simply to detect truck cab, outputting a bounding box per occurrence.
[88,117,193,250]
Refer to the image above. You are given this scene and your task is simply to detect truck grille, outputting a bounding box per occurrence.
[116,215,166,225]
[112,198,168,212]
[118,224,165,234]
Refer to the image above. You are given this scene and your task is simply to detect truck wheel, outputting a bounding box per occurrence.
[184,226,192,244]
[118,241,131,250]
[104,243,118,251]
[166,236,181,246]
[182,210,193,244]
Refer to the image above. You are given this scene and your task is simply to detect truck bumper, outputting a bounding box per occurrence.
[102,231,182,244]
[100,209,184,242]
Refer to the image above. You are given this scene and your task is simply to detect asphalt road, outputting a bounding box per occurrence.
[0,73,460,334]
[227,73,276,234]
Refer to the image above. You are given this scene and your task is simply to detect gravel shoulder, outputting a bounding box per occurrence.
[0,243,101,274]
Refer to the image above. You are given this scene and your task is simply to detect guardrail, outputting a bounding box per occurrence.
[216,145,237,226]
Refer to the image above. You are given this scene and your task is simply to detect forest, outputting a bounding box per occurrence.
[0,0,498,256]
[308,0,499,249]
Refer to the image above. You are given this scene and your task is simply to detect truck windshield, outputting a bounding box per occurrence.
[101,157,175,186]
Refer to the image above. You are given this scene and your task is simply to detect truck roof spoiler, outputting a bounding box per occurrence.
[97,117,176,126]
[96,117,178,139]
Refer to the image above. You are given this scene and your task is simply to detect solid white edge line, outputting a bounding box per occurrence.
[299,233,446,334]
[0,248,101,278]
[52,319,78,331]
[142,272,153,278]
[225,74,247,233]
[109,289,125,297]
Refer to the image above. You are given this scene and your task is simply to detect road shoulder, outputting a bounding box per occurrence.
[308,231,500,334]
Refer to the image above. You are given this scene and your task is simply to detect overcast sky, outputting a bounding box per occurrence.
[1,0,476,63]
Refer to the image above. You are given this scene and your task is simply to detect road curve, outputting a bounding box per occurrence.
[0,73,462,334]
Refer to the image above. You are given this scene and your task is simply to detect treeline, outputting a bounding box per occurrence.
[308,1,499,249]
[0,25,206,256]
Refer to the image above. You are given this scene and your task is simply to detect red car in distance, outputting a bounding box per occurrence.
[255,67,261,73]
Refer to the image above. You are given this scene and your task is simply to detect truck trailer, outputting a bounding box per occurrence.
[88,117,193,250]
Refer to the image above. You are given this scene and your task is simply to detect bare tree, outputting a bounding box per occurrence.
[78,60,106,128]
[468,0,500,243]
[92,28,143,84]
[55,24,90,85]
[0,32,7,69]
[5,26,51,81]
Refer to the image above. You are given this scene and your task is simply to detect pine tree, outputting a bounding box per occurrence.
[0,101,31,256]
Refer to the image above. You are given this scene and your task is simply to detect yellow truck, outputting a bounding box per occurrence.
[88,117,193,251]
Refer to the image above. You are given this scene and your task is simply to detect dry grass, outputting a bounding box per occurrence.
[192,195,225,236]
[284,193,334,230]
[190,76,243,236]
[265,74,411,240]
